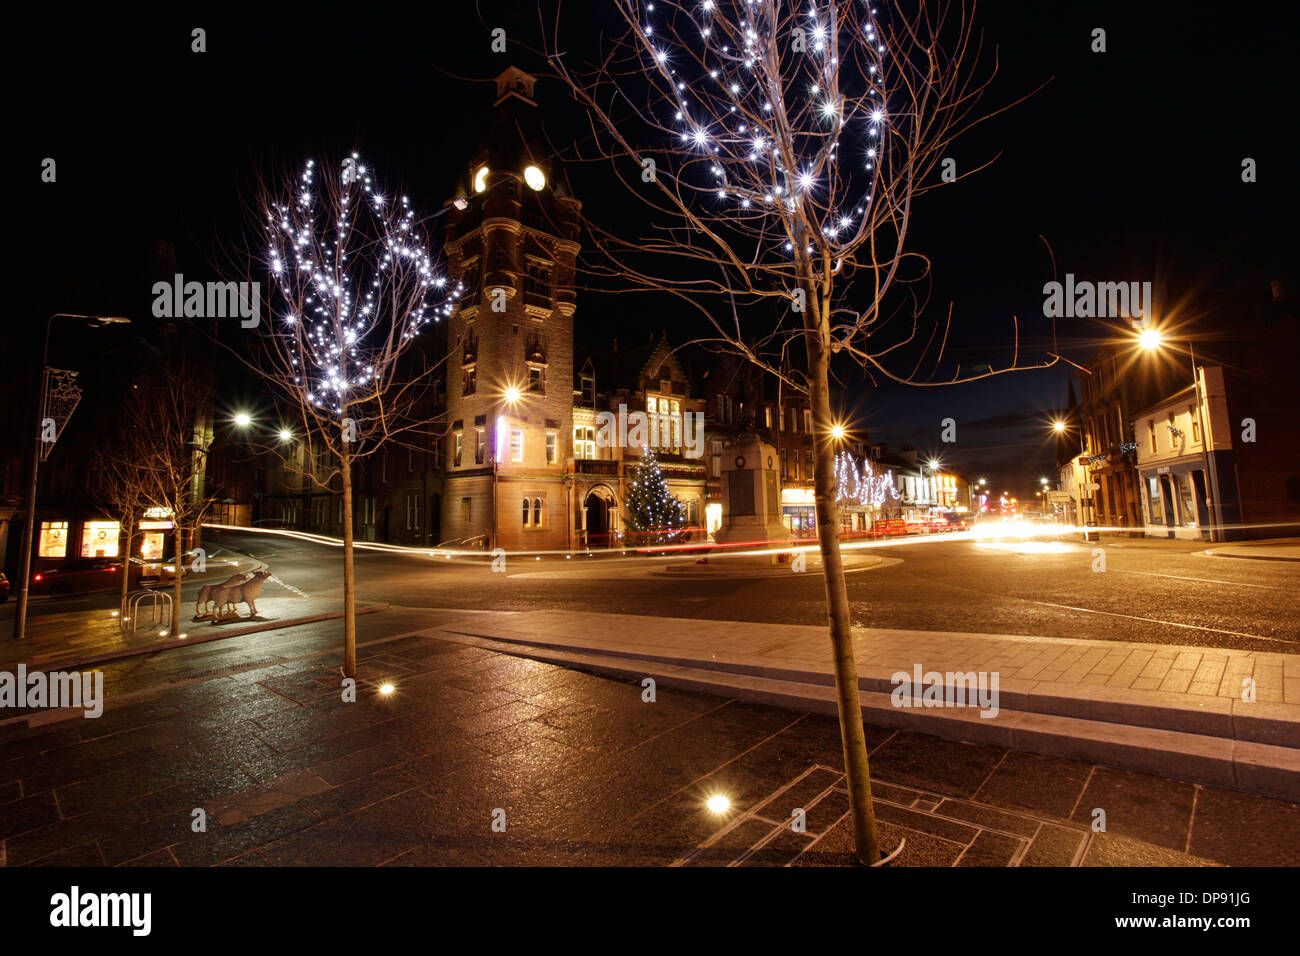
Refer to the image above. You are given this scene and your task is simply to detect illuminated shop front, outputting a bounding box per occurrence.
[781,487,816,536]
[38,521,69,558]
[80,521,121,558]
[138,507,175,562]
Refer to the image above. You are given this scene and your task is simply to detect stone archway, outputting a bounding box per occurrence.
[584,485,618,549]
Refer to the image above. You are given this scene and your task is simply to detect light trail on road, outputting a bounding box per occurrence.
[1029,601,1299,646]
[1110,569,1285,590]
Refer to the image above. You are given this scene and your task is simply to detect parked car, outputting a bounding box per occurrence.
[31,557,182,598]
[0,571,10,603]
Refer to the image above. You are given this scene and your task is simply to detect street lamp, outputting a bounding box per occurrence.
[13,313,132,640]
[492,385,523,550]
[233,412,253,428]
[1137,327,1217,542]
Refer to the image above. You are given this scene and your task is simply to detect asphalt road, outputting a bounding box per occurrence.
[206,527,1300,654]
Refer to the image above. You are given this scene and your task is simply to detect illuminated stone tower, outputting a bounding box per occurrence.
[441,67,581,551]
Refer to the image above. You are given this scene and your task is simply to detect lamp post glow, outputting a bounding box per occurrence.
[493,386,523,550]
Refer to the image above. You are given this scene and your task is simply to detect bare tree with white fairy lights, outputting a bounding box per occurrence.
[235,154,461,679]
[548,0,1056,863]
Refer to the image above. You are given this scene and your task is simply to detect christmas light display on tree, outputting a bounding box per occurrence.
[623,448,686,544]
[263,153,461,422]
[548,0,1043,868]
[834,450,898,507]
[243,152,461,681]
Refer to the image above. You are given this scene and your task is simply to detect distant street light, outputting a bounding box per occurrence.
[1052,420,1067,433]
[278,428,293,442]
[233,412,252,428]
[830,423,846,441]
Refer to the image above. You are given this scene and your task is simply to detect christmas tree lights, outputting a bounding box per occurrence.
[623,448,687,544]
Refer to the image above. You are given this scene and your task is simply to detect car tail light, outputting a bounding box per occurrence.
[34,574,42,581]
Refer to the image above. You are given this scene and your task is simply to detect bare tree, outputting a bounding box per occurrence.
[231,154,460,679]
[124,355,219,636]
[91,432,153,619]
[547,0,1056,863]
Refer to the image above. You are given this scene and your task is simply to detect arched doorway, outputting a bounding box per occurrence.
[584,490,613,549]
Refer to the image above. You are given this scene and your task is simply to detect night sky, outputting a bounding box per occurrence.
[21,0,1298,499]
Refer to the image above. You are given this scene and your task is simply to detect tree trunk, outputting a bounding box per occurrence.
[806,293,882,866]
[119,517,134,620]
[170,523,184,635]
[340,453,357,679]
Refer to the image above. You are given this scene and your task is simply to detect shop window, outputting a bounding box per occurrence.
[80,520,121,558]
[1146,477,1163,524]
[38,521,67,558]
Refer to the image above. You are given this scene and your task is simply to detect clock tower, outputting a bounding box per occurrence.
[441,67,581,552]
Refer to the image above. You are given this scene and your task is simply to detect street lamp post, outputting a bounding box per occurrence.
[12,313,131,640]
[1138,330,1218,543]
[492,387,522,551]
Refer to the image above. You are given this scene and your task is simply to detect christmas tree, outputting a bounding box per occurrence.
[623,449,685,545]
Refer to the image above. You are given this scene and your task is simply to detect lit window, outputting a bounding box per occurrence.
[510,428,524,463]
[475,428,485,465]
[453,431,463,468]
[80,520,121,558]
[524,165,546,191]
[39,521,68,558]
[804,409,813,432]
[546,432,557,465]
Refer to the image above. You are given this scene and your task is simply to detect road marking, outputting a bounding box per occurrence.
[268,575,308,597]
[1029,601,1299,645]
[1111,569,1283,590]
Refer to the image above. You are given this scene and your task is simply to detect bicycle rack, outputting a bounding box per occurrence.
[123,590,172,634]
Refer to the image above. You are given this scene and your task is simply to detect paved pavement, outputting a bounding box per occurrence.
[2,611,1296,867]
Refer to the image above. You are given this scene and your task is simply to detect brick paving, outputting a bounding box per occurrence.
[435,609,1300,704]
[1,619,1297,867]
